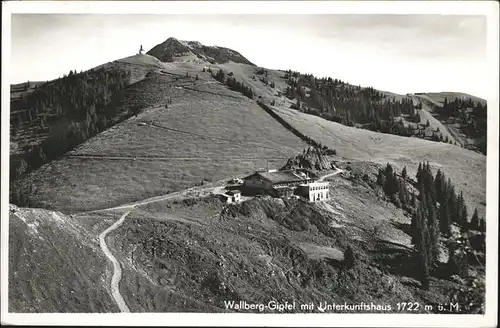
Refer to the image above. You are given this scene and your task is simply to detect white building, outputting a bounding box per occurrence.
[218,190,242,204]
[218,194,232,204]
[297,181,330,202]
[226,190,241,203]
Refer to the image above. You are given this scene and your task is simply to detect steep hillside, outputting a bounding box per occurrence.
[9,54,169,184]
[11,43,486,217]
[13,62,308,213]
[412,98,458,145]
[414,92,487,154]
[256,68,487,154]
[8,205,117,312]
[265,103,486,219]
[9,164,484,313]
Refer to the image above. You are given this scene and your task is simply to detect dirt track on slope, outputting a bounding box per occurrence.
[99,211,132,312]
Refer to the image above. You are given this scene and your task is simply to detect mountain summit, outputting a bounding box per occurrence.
[147,37,255,66]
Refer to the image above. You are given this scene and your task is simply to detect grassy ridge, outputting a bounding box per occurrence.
[15,70,307,212]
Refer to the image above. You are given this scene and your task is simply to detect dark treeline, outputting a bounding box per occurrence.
[212,69,253,99]
[439,97,487,155]
[376,162,485,295]
[10,67,131,185]
[283,70,419,138]
[257,101,335,154]
[12,68,130,128]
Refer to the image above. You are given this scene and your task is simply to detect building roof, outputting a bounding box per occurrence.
[226,190,241,195]
[299,181,330,188]
[245,170,308,184]
[273,185,295,190]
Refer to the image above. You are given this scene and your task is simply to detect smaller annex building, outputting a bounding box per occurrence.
[217,190,242,204]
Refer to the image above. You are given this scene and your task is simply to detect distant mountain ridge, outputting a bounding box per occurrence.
[147,37,255,66]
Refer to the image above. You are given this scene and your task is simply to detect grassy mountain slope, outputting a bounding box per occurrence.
[14,62,308,213]
[266,104,486,218]
[413,98,458,144]
[413,92,487,153]
[9,53,169,188]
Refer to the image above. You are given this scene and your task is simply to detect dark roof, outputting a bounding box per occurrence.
[226,190,241,195]
[245,170,307,184]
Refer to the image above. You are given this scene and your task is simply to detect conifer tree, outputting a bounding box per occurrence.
[470,208,480,230]
[398,178,407,208]
[434,169,443,202]
[455,191,465,227]
[416,162,423,187]
[426,193,440,265]
[411,205,423,245]
[439,197,451,236]
[411,192,417,213]
[402,166,407,180]
[377,169,386,187]
[460,205,469,233]
[478,217,486,233]
[417,224,431,289]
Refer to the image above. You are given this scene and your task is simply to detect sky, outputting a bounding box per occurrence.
[10,14,488,98]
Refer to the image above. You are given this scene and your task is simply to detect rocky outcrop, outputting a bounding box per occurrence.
[282,146,336,171]
[147,37,255,65]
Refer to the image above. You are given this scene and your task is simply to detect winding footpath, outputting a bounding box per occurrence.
[318,167,344,181]
[94,167,343,312]
[98,211,132,313]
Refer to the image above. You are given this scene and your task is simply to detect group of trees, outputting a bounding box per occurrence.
[373,118,414,137]
[376,162,486,290]
[439,97,487,155]
[281,70,488,149]
[212,69,253,99]
[283,72,421,138]
[10,67,131,183]
[376,163,411,211]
